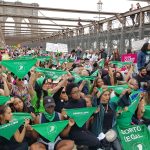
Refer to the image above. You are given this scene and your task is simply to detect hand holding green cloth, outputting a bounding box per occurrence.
[65,107,97,127]
[0,119,24,140]
[117,124,150,150]
[0,96,10,105]
[32,120,69,142]
[110,61,132,68]
[116,93,140,129]
[70,71,82,83]
[35,67,67,80]
[143,105,150,119]
[12,113,32,121]
[97,85,129,95]
[1,59,37,79]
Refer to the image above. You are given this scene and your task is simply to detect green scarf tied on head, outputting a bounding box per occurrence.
[43,112,55,122]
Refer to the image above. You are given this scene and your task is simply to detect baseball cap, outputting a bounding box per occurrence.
[43,96,56,108]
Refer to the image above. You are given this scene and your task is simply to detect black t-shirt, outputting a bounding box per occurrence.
[102,105,114,133]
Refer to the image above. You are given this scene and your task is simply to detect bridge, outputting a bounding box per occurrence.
[0,1,150,53]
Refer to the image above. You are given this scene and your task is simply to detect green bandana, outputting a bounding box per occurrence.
[43,112,55,122]
[0,96,10,105]
[35,67,67,80]
[32,120,69,142]
[110,61,132,68]
[12,113,32,121]
[0,119,24,140]
[1,59,37,79]
[65,107,97,127]
[117,124,150,150]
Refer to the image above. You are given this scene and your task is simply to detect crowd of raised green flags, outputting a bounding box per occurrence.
[0,55,150,149]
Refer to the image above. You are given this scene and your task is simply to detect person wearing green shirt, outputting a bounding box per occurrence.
[28,72,68,113]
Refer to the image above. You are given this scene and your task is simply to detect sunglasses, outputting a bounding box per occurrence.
[61,91,66,94]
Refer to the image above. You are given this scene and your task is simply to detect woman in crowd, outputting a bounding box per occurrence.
[29,72,68,113]
[0,104,29,150]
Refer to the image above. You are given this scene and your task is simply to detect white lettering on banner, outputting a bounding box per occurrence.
[73,112,89,115]
[0,121,18,129]
[19,65,24,71]
[124,134,143,142]
[121,126,141,134]
[124,57,135,62]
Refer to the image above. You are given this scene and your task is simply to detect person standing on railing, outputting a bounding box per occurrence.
[136,3,141,25]
[129,4,136,25]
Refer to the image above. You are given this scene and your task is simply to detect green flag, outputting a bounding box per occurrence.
[0,96,10,105]
[117,124,150,150]
[81,76,95,81]
[35,67,67,80]
[71,71,82,83]
[110,96,120,103]
[128,94,140,114]
[116,94,140,129]
[97,85,128,95]
[90,70,99,77]
[1,59,37,79]
[36,76,45,87]
[110,61,132,68]
[0,119,24,140]
[107,85,129,95]
[18,55,33,60]
[12,113,32,121]
[99,59,104,68]
[36,56,50,62]
[59,59,67,65]
[143,105,150,119]
[65,107,97,127]
[32,120,69,142]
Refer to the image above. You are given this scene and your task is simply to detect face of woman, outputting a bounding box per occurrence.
[13,98,24,112]
[16,78,24,86]
[97,79,104,87]
[70,87,80,100]
[42,79,53,90]
[3,107,12,122]
[100,91,110,104]
[60,90,68,101]
[85,98,92,107]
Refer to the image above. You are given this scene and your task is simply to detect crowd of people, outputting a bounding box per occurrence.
[0,42,150,150]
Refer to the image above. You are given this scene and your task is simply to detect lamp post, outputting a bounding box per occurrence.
[97,0,103,21]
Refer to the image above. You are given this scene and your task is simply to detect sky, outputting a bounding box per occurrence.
[3,0,149,32]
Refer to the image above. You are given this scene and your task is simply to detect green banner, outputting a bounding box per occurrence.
[1,59,37,79]
[117,125,150,150]
[36,56,50,62]
[0,119,24,140]
[65,107,97,127]
[0,96,10,105]
[71,71,82,83]
[110,61,132,68]
[32,120,69,142]
[116,94,140,128]
[98,85,128,95]
[12,113,32,121]
[35,67,67,80]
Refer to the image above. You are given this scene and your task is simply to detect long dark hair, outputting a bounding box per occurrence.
[141,43,149,53]
[35,78,48,109]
